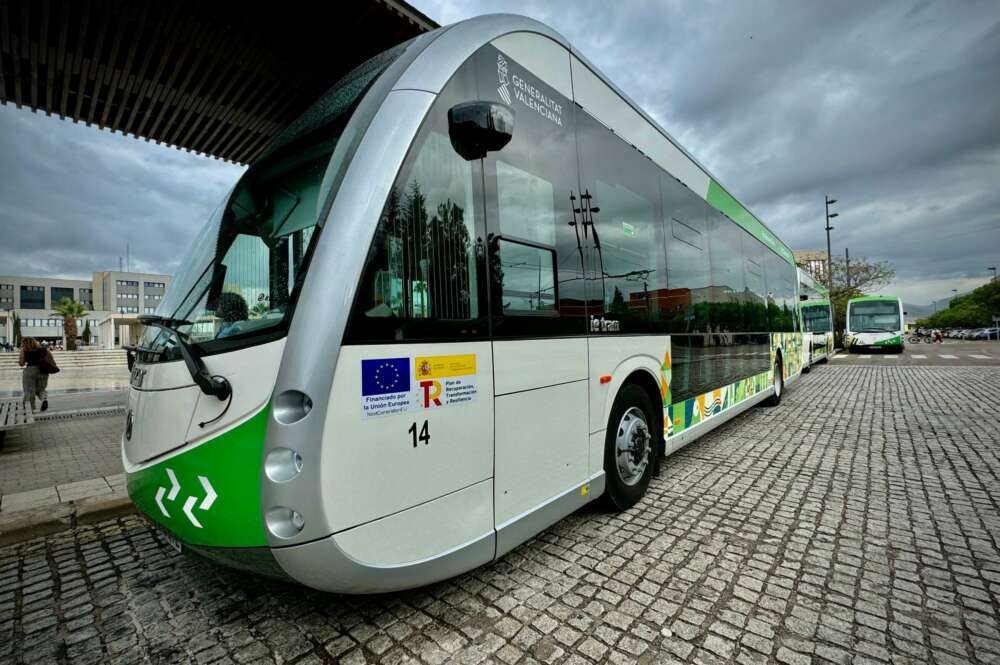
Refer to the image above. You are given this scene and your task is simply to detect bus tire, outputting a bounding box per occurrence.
[819,355,829,364]
[602,383,657,512]
[763,354,783,407]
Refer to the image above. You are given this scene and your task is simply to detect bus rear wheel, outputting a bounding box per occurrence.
[763,355,783,407]
[602,384,657,511]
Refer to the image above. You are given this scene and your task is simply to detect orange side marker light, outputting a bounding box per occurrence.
[599,375,612,384]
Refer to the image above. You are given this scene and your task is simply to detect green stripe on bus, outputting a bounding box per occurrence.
[127,404,270,548]
[706,179,795,266]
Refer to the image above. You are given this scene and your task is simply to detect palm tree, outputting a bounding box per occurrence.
[51,297,87,351]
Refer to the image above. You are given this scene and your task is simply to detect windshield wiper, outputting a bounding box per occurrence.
[138,315,231,400]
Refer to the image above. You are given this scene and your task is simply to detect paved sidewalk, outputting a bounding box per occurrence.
[0,473,126,512]
[2,365,999,665]
[0,413,125,496]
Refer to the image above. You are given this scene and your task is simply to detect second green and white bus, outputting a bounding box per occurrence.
[845,295,905,353]
[123,14,804,593]
[797,269,834,369]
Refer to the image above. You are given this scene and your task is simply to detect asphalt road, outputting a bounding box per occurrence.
[829,339,1000,366]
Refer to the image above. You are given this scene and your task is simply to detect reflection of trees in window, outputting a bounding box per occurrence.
[371,181,474,320]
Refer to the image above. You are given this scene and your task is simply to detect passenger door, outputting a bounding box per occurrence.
[475,45,591,551]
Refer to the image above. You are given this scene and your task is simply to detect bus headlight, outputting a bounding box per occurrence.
[265,507,305,538]
[264,448,304,483]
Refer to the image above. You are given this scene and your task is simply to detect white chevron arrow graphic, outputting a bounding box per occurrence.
[198,476,217,510]
[165,468,180,501]
[183,496,203,528]
[155,486,170,518]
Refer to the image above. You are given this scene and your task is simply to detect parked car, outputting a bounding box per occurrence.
[971,327,1000,340]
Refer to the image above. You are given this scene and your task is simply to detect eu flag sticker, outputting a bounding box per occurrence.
[361,357,413,418]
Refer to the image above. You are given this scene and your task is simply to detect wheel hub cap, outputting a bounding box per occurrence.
[616,407,650,486]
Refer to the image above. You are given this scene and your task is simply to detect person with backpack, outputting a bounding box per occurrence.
[18,337,59,412]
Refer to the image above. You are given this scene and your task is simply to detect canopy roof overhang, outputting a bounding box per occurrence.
[0,0,436,164]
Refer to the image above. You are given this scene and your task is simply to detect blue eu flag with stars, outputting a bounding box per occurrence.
[361,358,410,396]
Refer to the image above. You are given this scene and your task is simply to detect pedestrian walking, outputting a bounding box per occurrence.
[18,336,59,412]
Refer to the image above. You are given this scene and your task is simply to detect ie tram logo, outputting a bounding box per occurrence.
[497,54,512,105]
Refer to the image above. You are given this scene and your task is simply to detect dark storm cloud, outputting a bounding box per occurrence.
[419,0,1000,303]
[2,1,998,304]
[0,106,244,279]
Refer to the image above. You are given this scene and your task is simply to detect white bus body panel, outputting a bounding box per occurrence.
[185,339,285,443]
[321,343,494,534]
[492,339,589,527]
[334,478,493,567]
[124,339,285,468]
[272,479,496,594]
[124,384,200,466]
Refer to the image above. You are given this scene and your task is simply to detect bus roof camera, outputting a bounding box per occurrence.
[448,101,514,161]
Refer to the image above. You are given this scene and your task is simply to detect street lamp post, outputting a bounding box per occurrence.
[825,196,839,295]
[990,266,997,282]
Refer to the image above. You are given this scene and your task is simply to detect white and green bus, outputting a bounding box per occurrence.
[845,295,905,353]
[797,269,833,369]
[123,14,803,593]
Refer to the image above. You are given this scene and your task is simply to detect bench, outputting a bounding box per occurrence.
[0,399,34,451]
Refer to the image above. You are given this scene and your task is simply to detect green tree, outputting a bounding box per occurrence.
[916,279,1000,329]
[51,297,87,351]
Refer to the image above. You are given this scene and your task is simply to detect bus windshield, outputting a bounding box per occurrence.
[849,300,900,332]
[138,43,408,359]
[801,305,832,332]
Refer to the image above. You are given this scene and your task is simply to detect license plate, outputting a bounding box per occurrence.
[159,527,183,554]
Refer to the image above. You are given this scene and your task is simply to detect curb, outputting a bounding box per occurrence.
[0,494,136,546]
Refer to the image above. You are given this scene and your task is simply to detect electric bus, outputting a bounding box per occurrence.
[123,14,803,593]
[845,295,905,353]
[797,269,833,369]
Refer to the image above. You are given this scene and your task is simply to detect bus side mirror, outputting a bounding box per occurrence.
[800,294,808,301]
[448,102,514,161]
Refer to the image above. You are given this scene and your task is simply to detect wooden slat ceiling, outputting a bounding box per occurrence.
[0,0,436,164]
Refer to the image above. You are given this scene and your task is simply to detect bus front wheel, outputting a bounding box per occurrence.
[602,384,658,511]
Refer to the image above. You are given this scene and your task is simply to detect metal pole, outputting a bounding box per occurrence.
[845,247,850,290]
[990,266,997,282]
[825,196,834,295]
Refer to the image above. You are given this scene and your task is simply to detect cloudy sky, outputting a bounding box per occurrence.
[1,0,997,304]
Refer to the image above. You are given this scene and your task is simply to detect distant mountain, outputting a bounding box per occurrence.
[904,293,970,321]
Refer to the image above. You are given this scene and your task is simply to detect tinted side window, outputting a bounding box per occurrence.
[764,251,795,332]
[707,212,747,334]
[661,175,711,334]
[345,65,487,343]
[576,111,666,333]
[742,235,769,332]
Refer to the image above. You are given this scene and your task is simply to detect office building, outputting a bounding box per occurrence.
[0,271,172,348]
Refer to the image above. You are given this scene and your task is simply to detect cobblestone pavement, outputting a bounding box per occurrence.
[0,414,125,495]
[2,366,999,665]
